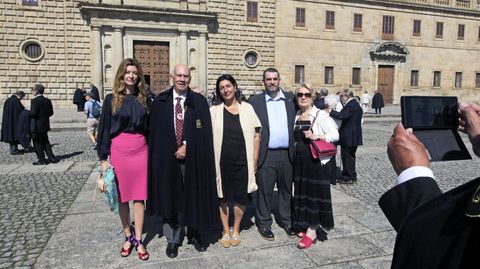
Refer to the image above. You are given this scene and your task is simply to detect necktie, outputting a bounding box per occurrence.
[175,97,184,146]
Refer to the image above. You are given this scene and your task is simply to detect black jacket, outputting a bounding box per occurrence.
[30,95,53,134]
[1,95,25,143]
[379,177,479,269]
[329,98,363,147]
[248,90,296,168]
[147,87,220,231]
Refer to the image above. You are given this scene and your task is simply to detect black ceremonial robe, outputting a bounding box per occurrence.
[1,95,24,144]
[379,177,480,269]
[147,87,220,232]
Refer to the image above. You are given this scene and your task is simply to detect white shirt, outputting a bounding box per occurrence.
[396,166,435,185]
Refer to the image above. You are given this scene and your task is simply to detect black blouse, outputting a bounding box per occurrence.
[96,93,148,160]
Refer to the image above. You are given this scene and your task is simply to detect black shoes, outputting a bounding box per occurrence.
[187,236,207,252]
[283,227,297,238]
[258,226,275,241]
[10,151,21,155]
[32,160,48,165]
[338,176,357,184]
[48,157,59,164]
[166,243,179,258]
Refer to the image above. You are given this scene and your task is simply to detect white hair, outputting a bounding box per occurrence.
[324,93,338,109]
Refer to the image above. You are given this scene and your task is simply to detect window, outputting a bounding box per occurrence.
[246,1,258,22]
[478,26,480,42]
[476,73,480,88]
[433,71,441,87]
[455,72,463,88]
[413,20,421,36]
[382,15,395,40]
[296,8,305,27]
[22,0,38,6]
[326,11,335,29]
[243,50,260,68]
[352,68,361,85]
[411,70,419,87]
[458,24,465,40]
[19,39,45,62]
[324,66,334,84]
[353,13,362,32]
[295,65,305,84]
[436,22,444,38]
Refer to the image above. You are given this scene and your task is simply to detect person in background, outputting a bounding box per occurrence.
[210,74,261,248]
[96,58,150,261]
[90,83,101,102]
[379,101,480,268]
[73,88,86,112]
[329,89,363,184]
[291,84,338,249]
[30,84,59,165]
[361,91,370,114]
[372,90,384,114]
[1,91,26,155]
[84,92,102,148]
[314,88,328,110]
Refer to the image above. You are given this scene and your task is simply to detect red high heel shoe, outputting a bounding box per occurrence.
[133,238,150,261]
[297,234,317,249]
[120,234,135,257]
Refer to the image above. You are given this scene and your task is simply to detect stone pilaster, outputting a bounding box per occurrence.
[91,25,103,98]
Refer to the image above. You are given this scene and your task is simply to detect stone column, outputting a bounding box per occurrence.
[112,27,124,71]
[91,25,103,97]
[198,32,207,93]
[178,31,188,65]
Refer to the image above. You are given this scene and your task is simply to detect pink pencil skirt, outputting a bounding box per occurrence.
[110,132,148,203]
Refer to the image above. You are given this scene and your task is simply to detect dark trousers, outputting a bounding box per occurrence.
[33,132,55,161]
[163,162,186,244]
[375,108,382,114]
[341,146,358,179]
[255,149,293,228]
[9,143,18,154]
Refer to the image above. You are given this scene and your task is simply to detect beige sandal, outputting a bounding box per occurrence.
[230,232,241,246]
[220,233,231,248]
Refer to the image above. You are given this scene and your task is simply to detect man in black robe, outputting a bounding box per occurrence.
[379,102,480,268]
[1,91,26,155]
[90,84,100,102]
[73,88,85,112]
[147,64,219,258]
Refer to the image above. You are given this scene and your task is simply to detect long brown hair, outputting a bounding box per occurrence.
[111,58,147,114]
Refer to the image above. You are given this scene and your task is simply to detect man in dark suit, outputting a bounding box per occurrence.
[249,68,297,240]
[379,102,480,268]
[313,88,328,109]
[330,89,363,184]
[30,84,58,165]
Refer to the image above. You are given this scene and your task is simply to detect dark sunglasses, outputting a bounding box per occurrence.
[296,92,312,98]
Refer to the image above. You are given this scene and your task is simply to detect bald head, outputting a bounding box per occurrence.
[171,64,191,94]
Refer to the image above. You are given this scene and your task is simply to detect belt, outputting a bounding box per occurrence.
[268,148,288,151]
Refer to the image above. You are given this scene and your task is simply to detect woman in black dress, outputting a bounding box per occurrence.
[210,75,261,248]
[292,84,339,249]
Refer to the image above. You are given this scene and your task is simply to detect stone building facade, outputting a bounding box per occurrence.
[1,0,480,105]
[276,0,480,103]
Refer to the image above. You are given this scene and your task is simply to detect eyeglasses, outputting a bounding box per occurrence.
[296,92,312,98]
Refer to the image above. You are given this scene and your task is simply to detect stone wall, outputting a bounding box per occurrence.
[275,0,480,103]
[207,0,277,95]
[1,0,91,105]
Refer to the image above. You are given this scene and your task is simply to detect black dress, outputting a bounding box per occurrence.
[292,120,334,240]
[220,108,249,206]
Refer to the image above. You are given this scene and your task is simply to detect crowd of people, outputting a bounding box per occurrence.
[90,59,368,261]
[4,58,476,268]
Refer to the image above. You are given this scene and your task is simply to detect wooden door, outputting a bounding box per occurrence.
[377,65,394,103]
[133,41,170,94]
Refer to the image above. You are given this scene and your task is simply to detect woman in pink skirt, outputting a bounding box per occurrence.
[96,58,149,260]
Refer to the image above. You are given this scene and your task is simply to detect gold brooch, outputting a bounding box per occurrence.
[196,119,202,128]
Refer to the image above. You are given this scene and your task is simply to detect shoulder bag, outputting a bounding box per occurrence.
[309,110,337,159]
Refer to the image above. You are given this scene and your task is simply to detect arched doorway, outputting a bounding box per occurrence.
[370,42,409,103]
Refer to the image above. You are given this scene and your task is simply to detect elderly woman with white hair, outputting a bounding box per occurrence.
[291,84,339,249]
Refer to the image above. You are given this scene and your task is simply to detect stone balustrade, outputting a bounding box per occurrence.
[386,0,480,10]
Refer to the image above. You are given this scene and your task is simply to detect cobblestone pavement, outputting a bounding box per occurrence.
[1,121,479,268]
[0,131,97,268]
